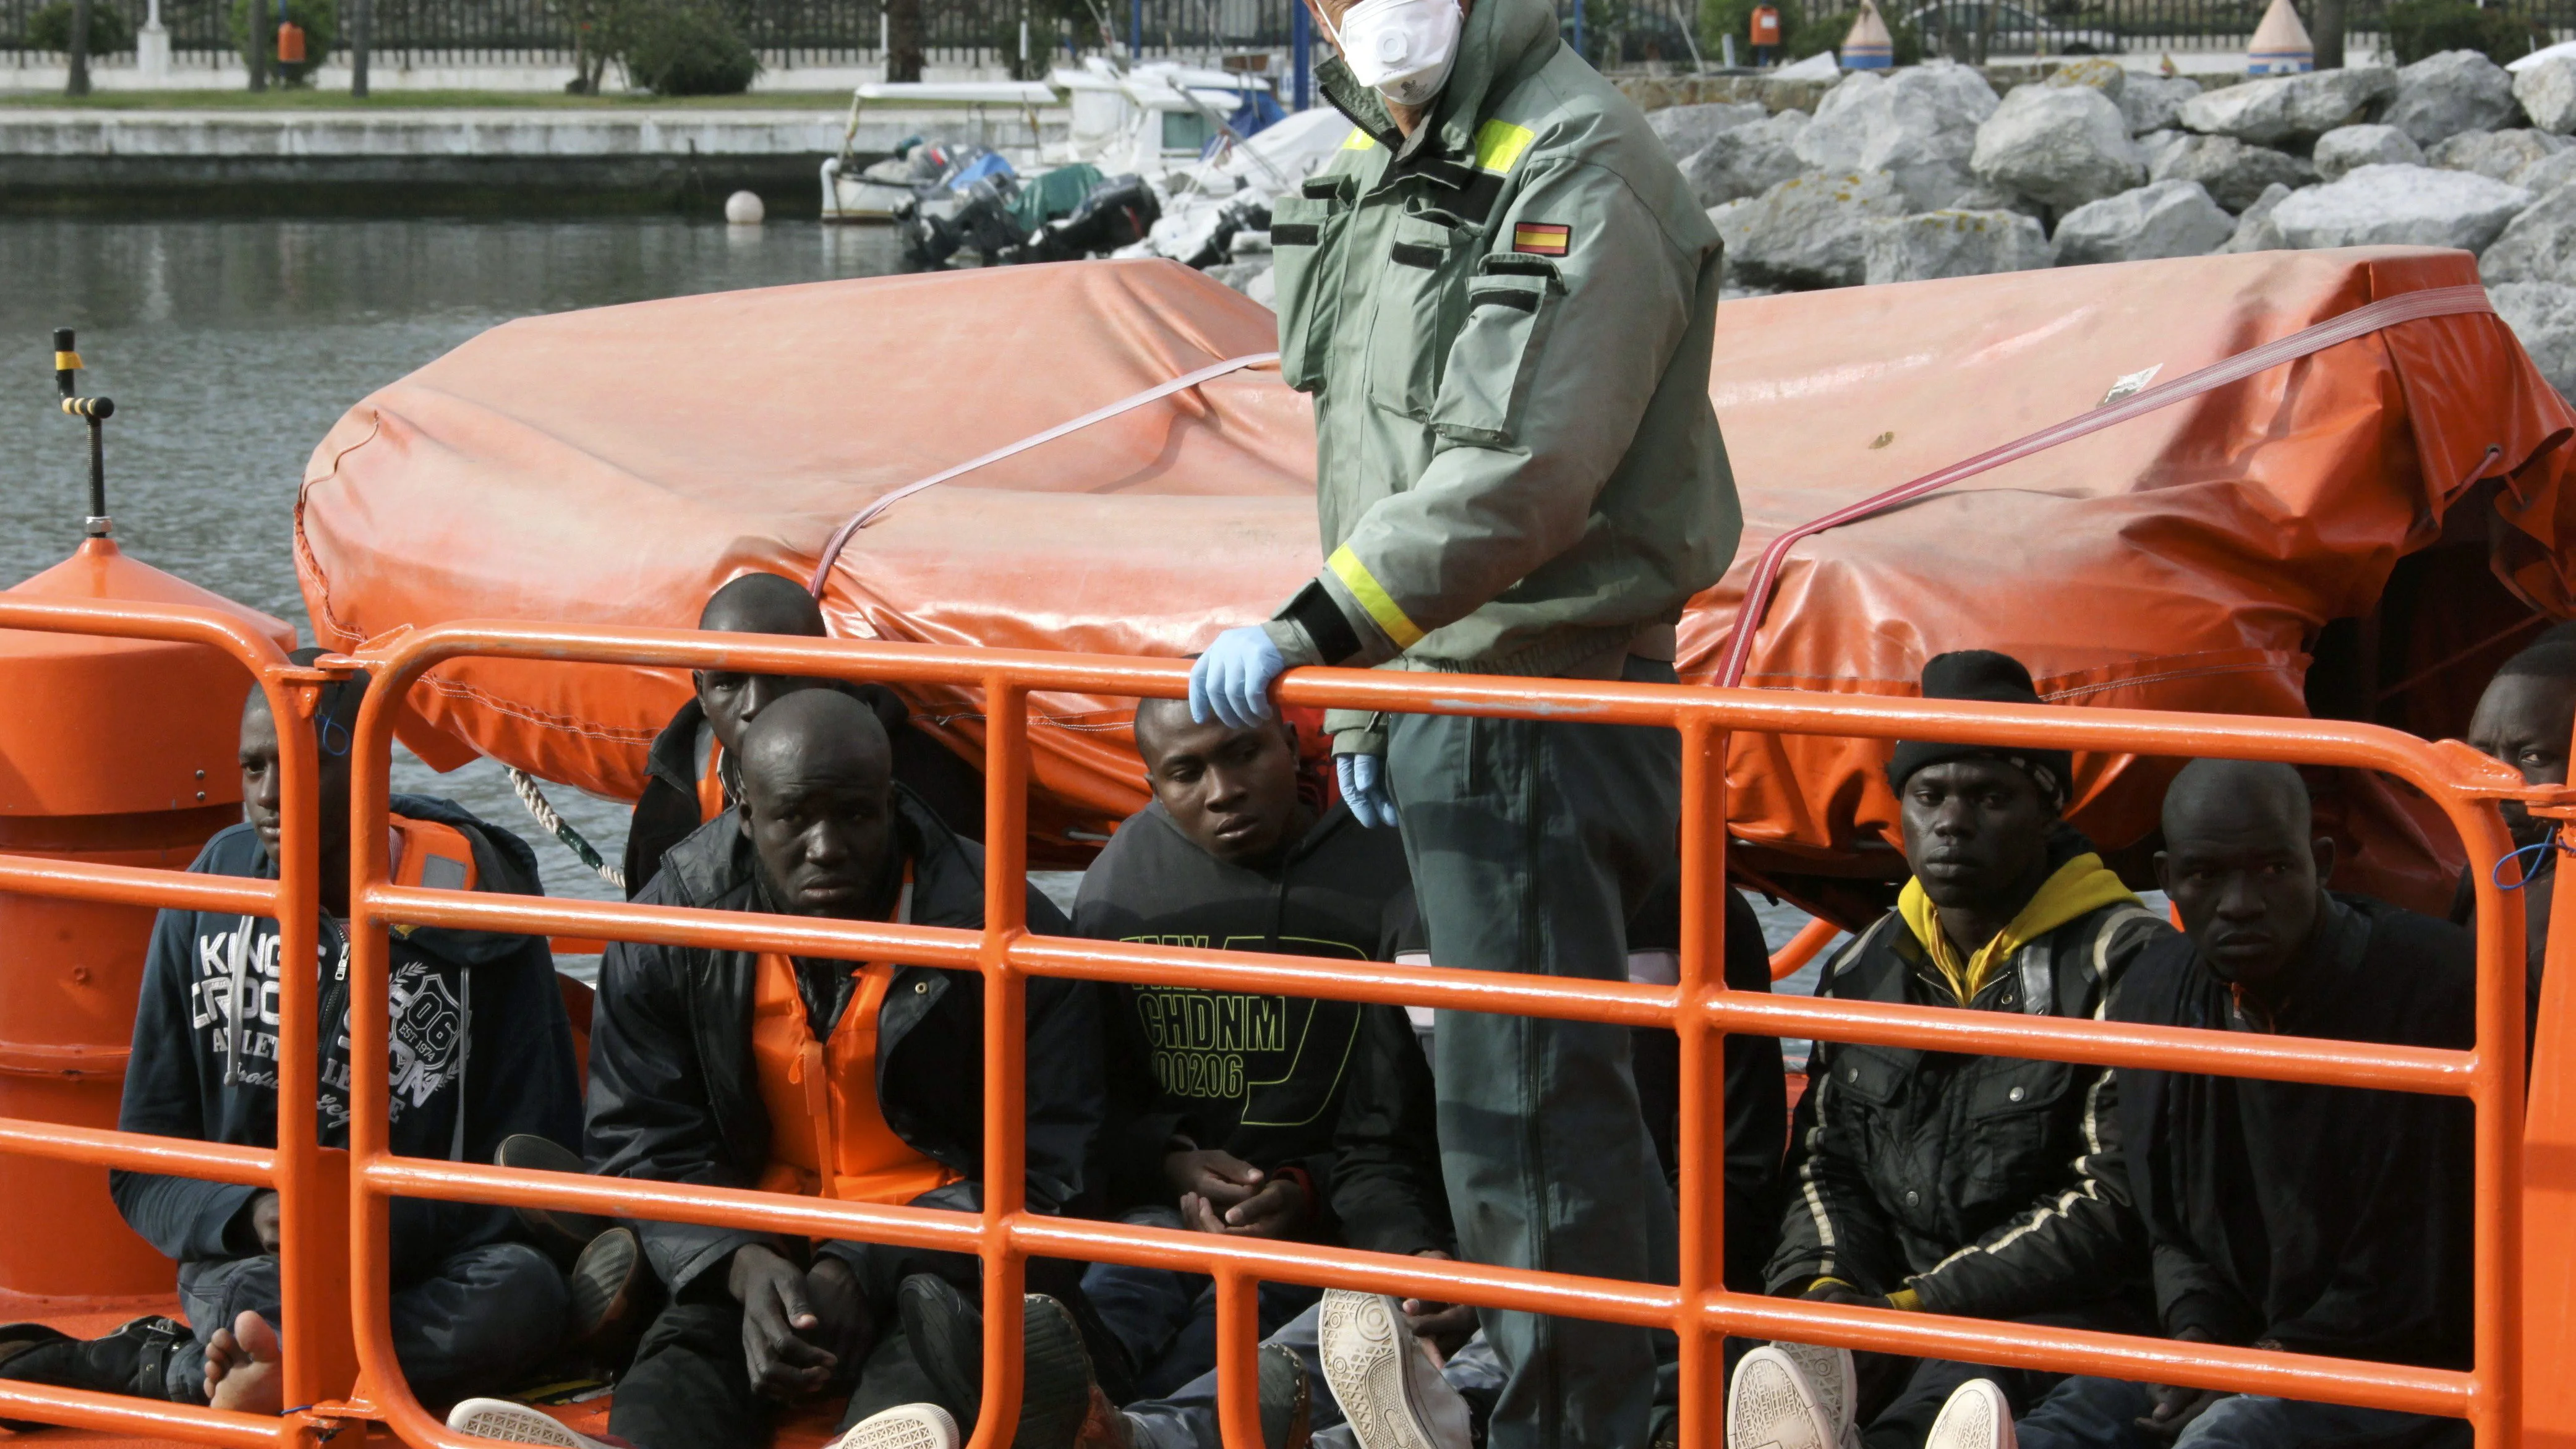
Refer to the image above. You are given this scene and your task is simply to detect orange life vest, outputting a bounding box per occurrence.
[696,730,729,823]
[1751,5,1781,41]
[749,878,961,1205]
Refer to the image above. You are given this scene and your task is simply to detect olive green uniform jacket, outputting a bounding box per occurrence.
[1260,0,1741,751]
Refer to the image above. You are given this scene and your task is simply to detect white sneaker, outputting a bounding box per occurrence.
[1726,1345,1837,1449]
[445,1399,615,1448]
[1318,1289,1472,1449]
[1924,1378,2015,1449]
[1774,1341,1861,1449]
[829,1403,962,1449]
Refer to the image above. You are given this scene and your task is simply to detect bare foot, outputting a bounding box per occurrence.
[204,1311,283,1415]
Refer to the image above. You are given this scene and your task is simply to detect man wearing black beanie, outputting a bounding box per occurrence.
[1727,651,2167,1449]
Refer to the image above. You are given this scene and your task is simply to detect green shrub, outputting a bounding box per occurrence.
[621,1,760,95]
[27,1,137,54]
[226,0,337,85]
[1790,7,1926,62]
[2384,0,2548,65]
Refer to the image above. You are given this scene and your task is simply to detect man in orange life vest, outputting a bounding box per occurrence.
[0,652,586,1417]
[621,572,984,899]
[584,688,1109,1449]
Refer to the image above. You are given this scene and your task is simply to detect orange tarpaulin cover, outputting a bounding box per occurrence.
[296,250,2576,902]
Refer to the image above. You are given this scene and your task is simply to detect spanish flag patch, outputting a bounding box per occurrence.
[1512,222,1571,257]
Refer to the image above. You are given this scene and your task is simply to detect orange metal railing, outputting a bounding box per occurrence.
[0,600,2535,1449]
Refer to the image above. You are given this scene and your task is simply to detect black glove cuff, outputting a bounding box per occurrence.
[1281,578,1364,667]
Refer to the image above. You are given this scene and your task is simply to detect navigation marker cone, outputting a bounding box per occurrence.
[1841,0,1894,69]
[2247,0,2313,74]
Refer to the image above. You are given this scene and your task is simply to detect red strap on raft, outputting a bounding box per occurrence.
[807,350,1282,597]
[1715,283,2501,688]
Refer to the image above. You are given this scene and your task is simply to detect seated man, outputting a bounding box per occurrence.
[2454,635,2574,1035]
[1098,875,1790,1449]
[1073,697,1415,1396]
[0,652,586,1414]
[1729,651,2164,1449]
[1924,759,2474,1449]
[579,689,1107,1449]
[623,571,983,897]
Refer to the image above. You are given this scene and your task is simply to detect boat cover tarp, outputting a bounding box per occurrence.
[296,250,2576,902]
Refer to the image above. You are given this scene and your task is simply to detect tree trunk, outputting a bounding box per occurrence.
[67,0,90,96]
[349,0,370,96]
[886,0,926,81]
[2312,0,2344,68]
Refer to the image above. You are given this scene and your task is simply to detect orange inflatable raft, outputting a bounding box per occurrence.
[293,249,2576,917]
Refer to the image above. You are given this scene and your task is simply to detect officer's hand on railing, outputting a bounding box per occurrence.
[1189,626,1286,729]
[1337,750,1396,829]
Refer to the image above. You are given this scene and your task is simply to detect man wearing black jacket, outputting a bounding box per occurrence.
[0,657,582,1415]
[1949,759,2475,1449]
[1073,698,1415,1396]
[2454,636,2574,1040]
[621,571,983,898]
[587,690,1106,1449]
[1733,652,2163,1449]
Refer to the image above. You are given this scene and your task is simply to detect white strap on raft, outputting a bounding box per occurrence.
[808,351,1282,596]
[1716,284,2502,687]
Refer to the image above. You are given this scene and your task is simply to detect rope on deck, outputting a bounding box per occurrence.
[507,765,626,892]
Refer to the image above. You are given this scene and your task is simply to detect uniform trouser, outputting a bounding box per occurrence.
[1854,1301,2154,1449]
[1387,655,1683,1449]
[2015,1375,2469,1449]
[1082,1208,1323,1399]
[169,1243,566,1404]
[1118,1302,1512,1449]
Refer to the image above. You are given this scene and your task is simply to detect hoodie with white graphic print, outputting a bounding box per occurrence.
[111,795,582,1288]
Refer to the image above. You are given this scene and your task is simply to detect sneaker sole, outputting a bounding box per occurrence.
[1015,1296,1095,1449]
[835,1404,962,1449]
[1772,1341,1856,1443]
[1726,1351,1835,1449]
[566,1229,639,1344]
[1924,1379,2015,1449]
[1318,1291,1437,1449]
[447,1398,605,1448]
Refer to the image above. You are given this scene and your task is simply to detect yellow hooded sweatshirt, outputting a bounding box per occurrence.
[1897,852,2138,1007]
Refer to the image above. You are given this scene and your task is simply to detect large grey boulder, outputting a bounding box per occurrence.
[2178,67,2399,146]
[2047,58,2126,101]
[1680,109,1813,207]
[1794,62,2000,210]
[2515,148,2576,195]
[1648,101,1770,163]
[1951,180,2047,218]
[2218,182,2296,253]
[2122,74,2203,135]
[2054,180,2235,265]
[2482,190,2576,285]
[2149,134,2314,212]
[2491,281,2576,400]
[2385,50,2520,147]
[2515,56,2576,135]
[1971,83,2144,213]
[2313,124,2425,181]
[1708,170,1912,289]
[2271,163,2531,250]
[2429,128,2569,182]
[1862,209,2057,282]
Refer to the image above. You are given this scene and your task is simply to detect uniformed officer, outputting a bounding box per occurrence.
[1184,0,1740,1440]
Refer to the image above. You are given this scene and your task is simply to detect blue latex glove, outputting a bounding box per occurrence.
[1338,751,1396,829]
[1190,626,1286,729]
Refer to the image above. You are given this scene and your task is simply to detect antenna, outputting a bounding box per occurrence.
[53,328,114,539]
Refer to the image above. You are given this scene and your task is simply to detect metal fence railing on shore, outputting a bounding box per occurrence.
[0,0,2570,80]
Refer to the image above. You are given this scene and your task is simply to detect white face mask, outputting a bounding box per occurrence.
[1321,0,1464,108]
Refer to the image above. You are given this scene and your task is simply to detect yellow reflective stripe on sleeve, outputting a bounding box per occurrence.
[1343,128,1377,150]
[1472,119,1535,174]
[1326,546,1426,649]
